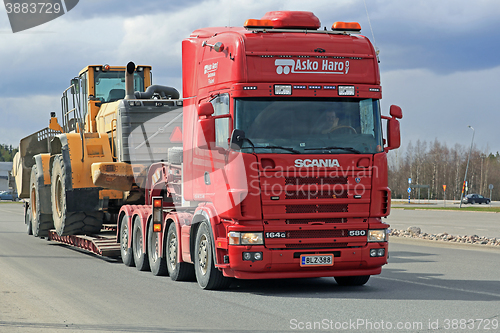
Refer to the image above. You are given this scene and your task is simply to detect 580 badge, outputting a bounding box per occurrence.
[349,230,367,237]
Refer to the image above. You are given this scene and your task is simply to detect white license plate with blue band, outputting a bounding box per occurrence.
[300,254,334,267]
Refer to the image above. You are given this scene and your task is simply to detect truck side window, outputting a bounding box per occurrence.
[211,93,230,149]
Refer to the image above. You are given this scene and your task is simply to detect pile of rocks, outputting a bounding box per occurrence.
[389,226,500,246]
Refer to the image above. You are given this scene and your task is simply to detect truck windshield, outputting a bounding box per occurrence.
[234,98,384,154]
[94,70,145,103]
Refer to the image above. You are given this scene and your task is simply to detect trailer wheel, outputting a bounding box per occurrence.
[120,214,134,267]
[25,205,32,235]
[166,222,194,281]
[132,216,149,271]
[30,165,53,237]
[51,155,103,236]
[334,275,370,286]
[148,221,168,276]
[194,221,231,290]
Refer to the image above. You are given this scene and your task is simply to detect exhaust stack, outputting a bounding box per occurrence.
[124,62,136,100]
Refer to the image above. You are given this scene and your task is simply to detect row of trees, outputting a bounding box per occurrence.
[0,144,18,162]
[388,139,500,201]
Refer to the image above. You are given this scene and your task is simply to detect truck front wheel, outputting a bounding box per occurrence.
[30,165,53,237]
[334,275,370,286]
[166,222,194,281]
[194,221,231,290]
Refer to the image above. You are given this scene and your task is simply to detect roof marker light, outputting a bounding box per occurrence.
[244,19,273,28]
[331,22,361,32]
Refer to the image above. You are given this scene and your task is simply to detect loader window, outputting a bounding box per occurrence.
[94,70,144,103]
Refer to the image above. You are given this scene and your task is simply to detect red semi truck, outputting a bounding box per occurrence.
[19,11,403,290]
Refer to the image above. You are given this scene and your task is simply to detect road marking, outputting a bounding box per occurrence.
[376,276,500,298]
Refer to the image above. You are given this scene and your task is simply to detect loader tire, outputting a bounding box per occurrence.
[30,165,53,237]
[25,206,32,235]
[51,155,103,236]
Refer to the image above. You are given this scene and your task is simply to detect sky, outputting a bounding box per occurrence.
[0,0,499,154]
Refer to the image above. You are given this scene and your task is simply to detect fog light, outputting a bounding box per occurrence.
[370,249,378,257]
[243,252,263,261]
[377,249,385,257]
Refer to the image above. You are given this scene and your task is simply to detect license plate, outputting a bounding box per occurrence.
[300,254,334,267]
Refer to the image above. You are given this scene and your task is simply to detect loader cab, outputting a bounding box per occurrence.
[76,65,152,133]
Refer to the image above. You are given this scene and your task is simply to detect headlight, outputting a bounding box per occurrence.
[228,232,264,245]
[368,229,387,242]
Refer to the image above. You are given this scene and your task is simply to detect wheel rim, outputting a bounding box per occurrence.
[167,230,177,270]
[55,175,63,218]
[121,223,128,253]
[151,231,159,263]
[134,228,143,258]
[198,234,208,276]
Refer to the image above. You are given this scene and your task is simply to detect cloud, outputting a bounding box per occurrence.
[0,94,60,145]
[381,65,500,154]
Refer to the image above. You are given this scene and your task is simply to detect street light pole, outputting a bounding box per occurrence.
[460,125,475,208]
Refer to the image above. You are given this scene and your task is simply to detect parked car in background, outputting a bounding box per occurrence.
[0,191,18,201]
[462,194,491,204]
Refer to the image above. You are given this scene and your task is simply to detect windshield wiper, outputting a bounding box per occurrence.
[253,145,301,154]
[303,146,361,154]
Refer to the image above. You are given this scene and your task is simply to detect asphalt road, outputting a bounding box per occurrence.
[1,203,499,333]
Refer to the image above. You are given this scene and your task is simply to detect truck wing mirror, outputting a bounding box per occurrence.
[230,129,246,150]
[385,118,401,152]
[196,117,215,149]
[198,102,214,116]
[390,105,402,119]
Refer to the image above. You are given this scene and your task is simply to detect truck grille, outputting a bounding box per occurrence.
[285,204,348,214]
[286,218,347,224]
[285,176,347,185]
[285,242,349,249]
[287,229,347,238]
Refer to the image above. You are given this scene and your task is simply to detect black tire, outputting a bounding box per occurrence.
[25,205,32,235]
[334,275,370,286]
[120,214,134,267]
[148,221,168,276]
[486,200,490,204]
[166,222,194,281]
[30,165,53,237]
[194,221,231,290]
[132,216,149,271]
[51,155,103,236]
